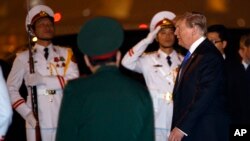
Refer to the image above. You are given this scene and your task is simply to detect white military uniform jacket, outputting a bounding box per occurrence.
[122,40,183,137]
[0,66,12,137]
[7,43,79,129]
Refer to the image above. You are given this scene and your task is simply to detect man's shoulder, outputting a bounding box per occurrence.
[53,45,74,59]
[140,51,158,60]
[64,77,88,95]
[172,50,184,61]
[53,45,72,52]
[143,51,158,56]
[15,49,29,60]
[67,76,86,85]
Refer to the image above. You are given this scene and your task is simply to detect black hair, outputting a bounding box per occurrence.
[89,55,117,66]
[207,24,229,41]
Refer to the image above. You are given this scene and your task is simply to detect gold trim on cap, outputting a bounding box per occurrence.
[155,18,174,29]
[31,11,52,25]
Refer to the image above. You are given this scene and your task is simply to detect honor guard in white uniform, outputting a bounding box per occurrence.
[122,11,183,141]
[7,5,79,141]
[0,66,12,141]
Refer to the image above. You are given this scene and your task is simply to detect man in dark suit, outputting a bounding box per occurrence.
[206,24,229,59]
[56,17,155,141]
[226,33,250,125]
[168,12,230,141]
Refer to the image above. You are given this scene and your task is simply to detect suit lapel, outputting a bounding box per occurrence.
[178,39,210,82]
[173,39,208,94]
[173,53,197,93]
[179,54,196,80]
[173,39,215,100]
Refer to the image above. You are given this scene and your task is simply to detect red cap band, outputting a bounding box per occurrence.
[90,50,117,60]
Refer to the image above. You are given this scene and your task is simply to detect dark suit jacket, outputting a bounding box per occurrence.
[172,39,230,141]
[226,60,250,124]
[56,66,154,141]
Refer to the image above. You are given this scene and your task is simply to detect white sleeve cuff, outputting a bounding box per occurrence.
[15,103,32,119]
[177,128,188,136]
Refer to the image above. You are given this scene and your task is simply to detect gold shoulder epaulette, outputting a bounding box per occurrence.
[143,51,157,55]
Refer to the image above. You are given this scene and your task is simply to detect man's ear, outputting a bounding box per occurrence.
[84,55,97,73]
[222,41,227,49]
[84,55,92,68]
[31,28,35,35]
[192,27,196,36]
[115,51,121,67]
[27,24,35,36]
[155,34,159,42]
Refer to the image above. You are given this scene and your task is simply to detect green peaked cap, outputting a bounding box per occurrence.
[77,17,124,56]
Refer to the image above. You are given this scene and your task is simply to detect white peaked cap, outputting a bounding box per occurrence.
[25,5,54,32]
[149,11,176,32]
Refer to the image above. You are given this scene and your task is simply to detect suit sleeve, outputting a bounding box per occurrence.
[177,53,225,134]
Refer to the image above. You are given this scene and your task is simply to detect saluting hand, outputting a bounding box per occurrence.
[144,26,161,44]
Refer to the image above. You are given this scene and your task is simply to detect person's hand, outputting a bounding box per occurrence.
[26,72,45,86]
[25,112,37,128]
[0,136,5,141]
[168,127,185,141]
[144,26,161,44]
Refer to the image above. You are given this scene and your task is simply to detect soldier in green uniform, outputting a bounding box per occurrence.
[56,17,155,141]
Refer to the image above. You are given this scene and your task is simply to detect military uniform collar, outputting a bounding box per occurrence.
[157,49,176,58]
[33,43,53,53]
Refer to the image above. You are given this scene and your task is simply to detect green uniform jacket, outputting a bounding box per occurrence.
[56,66,155,141]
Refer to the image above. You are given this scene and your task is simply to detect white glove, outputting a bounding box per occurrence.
[26,72,45,86]
[143,26,161,44]
[25,112,37,128]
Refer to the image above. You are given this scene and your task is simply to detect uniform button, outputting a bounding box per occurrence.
[47,67,49,69]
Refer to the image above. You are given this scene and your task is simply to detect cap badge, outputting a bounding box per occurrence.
[155,18,173,29]
[39,11,48,17]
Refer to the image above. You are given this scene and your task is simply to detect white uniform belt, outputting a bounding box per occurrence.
[37,89,57,95]
[149,90,173,113]
[150,90,173,102]
[156,92,173,102]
